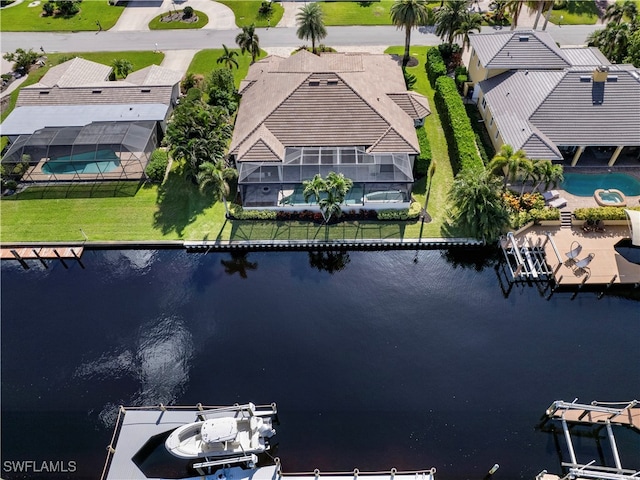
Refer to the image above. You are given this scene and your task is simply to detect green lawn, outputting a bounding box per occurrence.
[0,1,126,32]
[187,48,266,87]
[319,1,440,26]
[149,10,209,29]
[1,46,462,242]
[1,51,165,123]
[548,1,600,25]
[217,0,284,27]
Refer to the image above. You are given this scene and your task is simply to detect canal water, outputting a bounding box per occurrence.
[1,249,639,480]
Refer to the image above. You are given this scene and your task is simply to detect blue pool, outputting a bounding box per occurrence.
[561,172,640,196]
[42,149,120,175]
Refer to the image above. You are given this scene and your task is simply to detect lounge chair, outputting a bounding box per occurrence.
[548,197,568,209]
[572,253,595,277]
[542,190,559,202]
[564,241,582,266]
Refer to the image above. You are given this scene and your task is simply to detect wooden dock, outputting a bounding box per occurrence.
[547,400,640,432]
[0,245,84,268]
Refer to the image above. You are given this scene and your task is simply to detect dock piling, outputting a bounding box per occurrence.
[10,249,30,270]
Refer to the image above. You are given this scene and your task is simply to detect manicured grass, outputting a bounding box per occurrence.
[1,46,463,242]
[0,1,126,32]
[217,1,284,28]
[548,1,600,25]
[187,48,266,87]
[149,10,209,29]
[1,51,165,122]
[320,1,440,26]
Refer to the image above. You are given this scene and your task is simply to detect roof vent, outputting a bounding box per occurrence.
[518,36,529,42]
[39,91,50,95]
[141,88,151,93]
[92,90,102,94]
[606,76,618,82]
[580,75,591,82]
[308,80,320,86]
[327,78,338,85]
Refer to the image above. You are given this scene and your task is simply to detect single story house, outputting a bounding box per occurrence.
[228,50,431,210]
[1,58,182,183]
[467,30,640,166]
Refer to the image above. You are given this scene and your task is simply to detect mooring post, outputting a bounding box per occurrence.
[10,250,30,270]
[71,248,85,269]
[53,249,68,269]
[32,248,48,269]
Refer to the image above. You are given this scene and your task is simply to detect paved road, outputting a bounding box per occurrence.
[1,24,604,55]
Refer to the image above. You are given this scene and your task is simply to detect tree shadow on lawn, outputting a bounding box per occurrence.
[153,169,213,237]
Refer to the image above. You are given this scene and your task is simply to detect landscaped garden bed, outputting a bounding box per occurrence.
[149,8,208,30]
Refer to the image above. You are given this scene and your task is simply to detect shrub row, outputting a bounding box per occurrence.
[434,76,483,175]
[228,205,421,222]
[574,206,640,221]
[414,126,432,178]
[229,205,277,220]
[377,202,422,221]
[145,149,169,183]
[425,48,447,88]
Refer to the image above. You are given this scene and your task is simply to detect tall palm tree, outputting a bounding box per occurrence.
[532,160,564,192]
[506,0,524,30]
[235,24,260,64]
[216,44,239,70]
[296,3,327,55]
[488,144,529,188]
[603,0,638,24]
[196,159,238,217]
[448,168,510,242]
[390,0,430,67]
[435,0,469,45]
[527,1,554,30]
[302,172,353,223]
[455,10,482,51]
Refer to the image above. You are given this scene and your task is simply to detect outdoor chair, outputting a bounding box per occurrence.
[548,197,568,209]
[542,190,559,202]
[572,253,595,277]
[564,241,582,266]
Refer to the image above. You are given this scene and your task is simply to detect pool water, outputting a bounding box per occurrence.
[42,149,120,175]
[598,191,624,204]
[562,173,640,196]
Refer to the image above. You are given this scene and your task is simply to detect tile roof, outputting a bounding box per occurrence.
[561,47,611,67]
[38,57,112,87]
[17,85,175,107]
[124,65,183,86]
[469,30,570,70]
[230,51,427,161]
[387,92,431,120]
[479,65,640,158]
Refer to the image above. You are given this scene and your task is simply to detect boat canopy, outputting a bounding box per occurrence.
[625,209,640,246]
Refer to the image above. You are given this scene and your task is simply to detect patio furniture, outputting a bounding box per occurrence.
[542,190,560,202]
[572,253,595,277]
[564,241,582,266]
[548,197,568,209]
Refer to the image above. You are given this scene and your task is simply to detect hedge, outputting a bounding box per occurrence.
[229,204,277,220]
[377,201,421,221]
[574,206,640,221]
[145,149,169,183]
[434,76,483,174]
[414,126,432,177]
[425,48,446,88]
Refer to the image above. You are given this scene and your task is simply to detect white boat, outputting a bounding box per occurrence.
[164,402,277,460]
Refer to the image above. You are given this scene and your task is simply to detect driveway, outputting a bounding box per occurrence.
[111,0,235,32]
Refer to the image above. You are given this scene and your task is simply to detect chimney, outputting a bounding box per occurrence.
[592,65,609,82]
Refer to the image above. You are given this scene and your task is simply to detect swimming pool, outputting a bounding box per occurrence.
[561,172,640,196]
[42,149,120,175]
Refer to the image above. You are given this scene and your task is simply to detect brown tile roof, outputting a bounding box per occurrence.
[124,65,183,86]
[17,85,175,107]
[230,51,427,161]
[38,57,112,87]
[387,92,431,120]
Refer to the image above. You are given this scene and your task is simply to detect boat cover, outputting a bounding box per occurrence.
[202,417,238,444]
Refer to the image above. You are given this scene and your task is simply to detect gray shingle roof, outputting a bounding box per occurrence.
[469,30,570,70]
[530,66,640,146]
[230,51,427,162]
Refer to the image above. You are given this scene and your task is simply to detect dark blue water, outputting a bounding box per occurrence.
[1,249,639,480]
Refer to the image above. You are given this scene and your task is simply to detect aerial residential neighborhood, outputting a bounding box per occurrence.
[1,2,639,480]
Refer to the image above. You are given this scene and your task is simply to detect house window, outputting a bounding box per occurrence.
[477,59,481,68]
[481,97,486,110]
[495,130,499,140]
[489,117,493,127]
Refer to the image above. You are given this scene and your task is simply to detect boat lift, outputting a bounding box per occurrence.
[498,232,557,282]
[540,399,640,480]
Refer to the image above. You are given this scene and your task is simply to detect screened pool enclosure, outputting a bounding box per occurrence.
[237,146,415,209]
[1,121,158,185]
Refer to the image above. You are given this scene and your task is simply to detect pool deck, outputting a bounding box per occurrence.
[516,225,640,287]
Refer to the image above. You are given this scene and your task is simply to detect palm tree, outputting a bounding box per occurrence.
[488,144,529,188]
[390,0,430,67]
[302,172,353,223]
[603,0,638,24]
[448,168,510,243]
[532,160,564,192]
[111,58,133,79]
[216,44,239,70]
[435,0,469,45]
[196,159,238,216]
[296,3,327,55]
[527,1,554,30]
[455,10,482,51]
[506,0,524,30]
[235,24,260,64]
